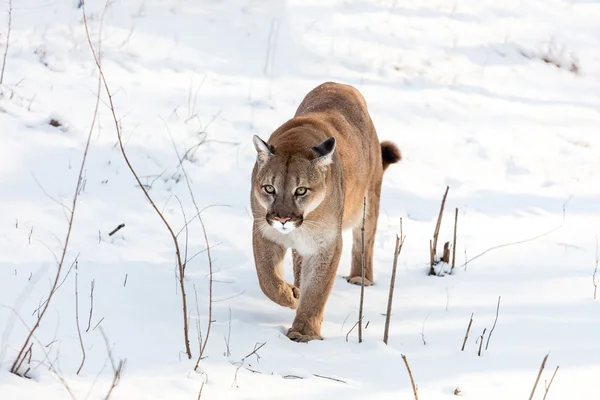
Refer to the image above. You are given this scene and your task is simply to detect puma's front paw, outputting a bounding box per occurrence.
[287,330,323,343]
[277,282,300,310]
[345,275,374,286]
[287,319,322,342]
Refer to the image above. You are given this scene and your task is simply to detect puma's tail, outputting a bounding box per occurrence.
[381,141,401,172]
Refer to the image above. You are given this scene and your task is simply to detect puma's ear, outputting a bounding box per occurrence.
[253,135,274,163]
[312,136,336,168]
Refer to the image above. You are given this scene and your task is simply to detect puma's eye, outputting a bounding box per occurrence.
[263,185,275,194]
[295,187,308,196]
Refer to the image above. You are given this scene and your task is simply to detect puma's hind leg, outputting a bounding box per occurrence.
[292,249,302,289]
[346,179,382,286]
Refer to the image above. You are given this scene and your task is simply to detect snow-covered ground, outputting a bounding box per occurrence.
[1,0,600,398]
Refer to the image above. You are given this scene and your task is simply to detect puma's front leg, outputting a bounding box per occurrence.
[253,225,299,309]
[287,237,342,342]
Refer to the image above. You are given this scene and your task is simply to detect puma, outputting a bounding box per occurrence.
[250,81,401,342]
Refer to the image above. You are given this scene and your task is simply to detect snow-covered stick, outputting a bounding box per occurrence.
[461,312,474,351]
[528,353,549,400]
[0,0,12,85]
[401,354,419,400]
[451,208,458,271]
[543,366,559,400]
[485,296,501,351]
[358,197,366,343]
[383,230,404,345]
[81,0,193,359]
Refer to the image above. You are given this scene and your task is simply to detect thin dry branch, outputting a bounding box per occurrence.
[461,312,474,351]
[383,229,405,345]
[477,328,486,357]
[358,197,366,343]
[452,208,458,270]
[1,306,77,399]
[0,0,12,85]
[82,1,192,359]
[401,354,419,400]
[543,366,559,400]
[430,185,449,272]
[345,317,363,342]
[75,262,86,375]
[485,296,501,351]
[529,353,549,400]
[10,3,98,369]
[85,279,95,332]
[161,122,214,369]
[462,199,570,268]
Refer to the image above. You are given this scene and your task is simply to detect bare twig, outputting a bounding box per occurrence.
[197,382,205,400]
[461,313,474,351]
[108,223,125,236]
[476,328,486,356]
[313,374,347,383]
[345,317,363,342]
[421,313,430,346]
[231,342,266,388]
[462,198,570,268]
[451,208,458,270]
[82,1,192,359]
[75,262,86,374]
[0,0,12,85]
[543,366,559,400]
[225,306,232,357]
[9,1,98,369]
[485,296,501,351]
[529,353,549,400]
[401,354,419,400]
[383,229,404,344]
[86,279,95,332]
[430,185,449,272]
[161,122,214,369]
[358,197,366,343]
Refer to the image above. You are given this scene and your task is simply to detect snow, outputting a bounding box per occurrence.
[1,0,600,398]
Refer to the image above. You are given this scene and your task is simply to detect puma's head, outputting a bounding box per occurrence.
[252,134,335,234]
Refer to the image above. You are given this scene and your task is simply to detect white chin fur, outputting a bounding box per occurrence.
[271,221,296,234]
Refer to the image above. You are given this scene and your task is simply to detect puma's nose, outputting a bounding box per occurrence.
[275,216,291,224]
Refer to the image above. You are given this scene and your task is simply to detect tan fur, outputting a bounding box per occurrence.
[250,81,401,342]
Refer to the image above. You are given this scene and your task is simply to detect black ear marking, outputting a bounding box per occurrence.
[313,136,336,157]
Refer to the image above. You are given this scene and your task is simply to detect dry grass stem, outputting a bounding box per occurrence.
[543,365,559,400]
[485,296,501,351]
[401,354,419,400]
[452,208,458,270]
[431,186,450,268]
[75,262,86,374]
[383,228,405,344]
[529,353,549,400]
[461,313,474,351]
[477,327,486,356]
[358,197,366,343]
